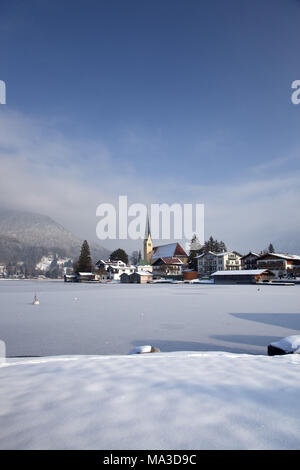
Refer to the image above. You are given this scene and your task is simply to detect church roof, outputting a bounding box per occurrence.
[152,243,187,260]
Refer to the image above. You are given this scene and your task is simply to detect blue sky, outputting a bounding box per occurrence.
[0,0,300,252]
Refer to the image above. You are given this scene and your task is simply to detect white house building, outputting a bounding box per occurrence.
[0,264,7,278]
[137,264,153,273]
[196,251,241,277]
[256,253,300,278]
[95,259,135,281]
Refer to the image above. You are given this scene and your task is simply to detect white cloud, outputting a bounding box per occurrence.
[0,108,300,253]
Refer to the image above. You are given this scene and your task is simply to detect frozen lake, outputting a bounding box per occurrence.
[0,279,300,356]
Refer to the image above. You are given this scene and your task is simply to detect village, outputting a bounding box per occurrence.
[63,217,300,285]
[2,214,300,285]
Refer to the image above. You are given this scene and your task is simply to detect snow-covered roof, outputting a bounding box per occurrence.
[152,243,187,259]
[270,336,300,354]
[78,272,94,276]
[134,270,153,276]
[196,251,237,259]
[195,251,213,259]
[211,269,272,276]
[259,253,300,261]
[215,251,240,257]
[96,259,126,267]
[240,252,260,259]
[153,257,184,265]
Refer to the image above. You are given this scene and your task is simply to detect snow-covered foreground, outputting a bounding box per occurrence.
[0,280,300,356]
[1,351,300,449]
[1,281,300,449]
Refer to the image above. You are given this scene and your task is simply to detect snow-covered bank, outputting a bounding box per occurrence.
[0,351,300,450]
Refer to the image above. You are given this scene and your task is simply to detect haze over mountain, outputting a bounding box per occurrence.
[0,209,110,266]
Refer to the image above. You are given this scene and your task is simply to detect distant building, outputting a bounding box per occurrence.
[119,273,130,283]
[64,274,78,282]
[107,264,135,281]
[196,251,241,277]
[212,269,274,284]
[77,272,95,282]
[152,257,184,278]
[95,259,135,281]
[120,271,153,284]
[137,264,153,273]
[36,255,72,274]
[130,271,153,284]
[240,252,260,270]
[257,253,300,278]
[0,264,7,278]
[64,272,95,282]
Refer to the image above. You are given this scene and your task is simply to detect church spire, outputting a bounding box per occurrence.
[143,208,153,264]
[145,208,151,239]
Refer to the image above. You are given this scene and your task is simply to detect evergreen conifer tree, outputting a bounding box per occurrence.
[110,248,129,265]
[188,234,202,270]
[268,243,275,253]
[75,240,93,273]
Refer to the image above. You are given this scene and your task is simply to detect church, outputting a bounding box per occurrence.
[143,212,188,276]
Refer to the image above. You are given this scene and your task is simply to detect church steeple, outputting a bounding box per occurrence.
[145,210,151,239]
[143,209,153,264]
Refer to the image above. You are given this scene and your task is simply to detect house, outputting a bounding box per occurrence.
[0,264,7,278]
[95,259,135,281]
[212,269,274,284]
[256,253,300,278]
[151,242,188,264]
[196,251,217,276]
[196,251,241,277]
[152,257,184,278]
[120,273,130,283]
[129,271,153,284]
[240,252,260,270]
[77,272,95,282]
[120,271,153,284]
[64,272,95,282]
[64,274,78,282]
[107,264,135,281]
[137,264,153,273]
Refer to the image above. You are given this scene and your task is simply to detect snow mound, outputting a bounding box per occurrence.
[269,335,300,355]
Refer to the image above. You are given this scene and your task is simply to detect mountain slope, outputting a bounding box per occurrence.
[0,209,110,264]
